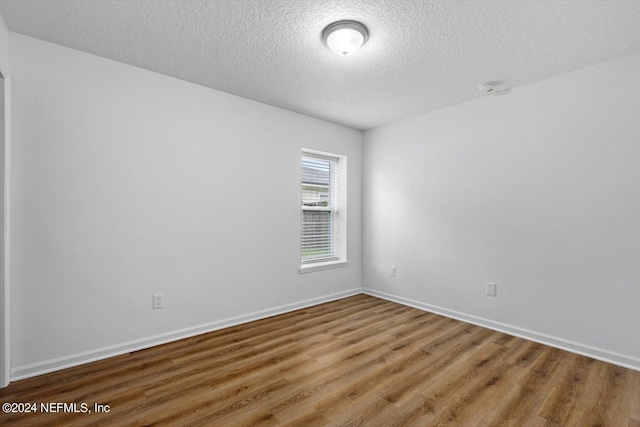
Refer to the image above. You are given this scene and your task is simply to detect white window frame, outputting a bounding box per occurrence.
[299,149,348,274]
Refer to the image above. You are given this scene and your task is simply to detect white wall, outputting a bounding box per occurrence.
[0,13,9,387]
[363,53,640,368]
[9,33,362,378]
[7,30,639,381]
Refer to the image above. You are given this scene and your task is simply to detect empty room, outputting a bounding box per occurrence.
[0,0,639,425]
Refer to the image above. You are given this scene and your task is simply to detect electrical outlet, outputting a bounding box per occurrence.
[153,293,164,309]
[486,282,497,297]
[390,266,397,277]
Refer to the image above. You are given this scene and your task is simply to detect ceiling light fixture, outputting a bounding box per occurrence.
[322,20,369,57]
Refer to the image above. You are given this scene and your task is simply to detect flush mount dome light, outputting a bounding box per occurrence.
[322,20,369,57]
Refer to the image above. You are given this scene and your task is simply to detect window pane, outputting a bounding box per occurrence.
[302,157,330,207]
[301,210,333,261]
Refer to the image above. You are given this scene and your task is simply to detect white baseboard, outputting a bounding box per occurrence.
[363,288,640,372]
[12,286,639,382]
[10,288,362,381]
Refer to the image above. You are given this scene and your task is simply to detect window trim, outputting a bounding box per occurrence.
[300,149,347,273]
[299,260,349,274]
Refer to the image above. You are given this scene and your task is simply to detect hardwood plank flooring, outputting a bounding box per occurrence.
[1,294,638,426]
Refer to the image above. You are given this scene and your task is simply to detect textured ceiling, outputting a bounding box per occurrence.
[0,0,638,130]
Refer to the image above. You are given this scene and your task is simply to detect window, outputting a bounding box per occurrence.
[300,150,347,273]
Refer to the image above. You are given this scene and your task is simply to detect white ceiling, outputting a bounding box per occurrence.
[0,0,638,130]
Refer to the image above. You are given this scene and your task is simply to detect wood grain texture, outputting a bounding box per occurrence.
[1,295,638,426]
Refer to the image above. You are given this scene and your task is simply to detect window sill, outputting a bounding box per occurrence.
[299,260,349,274]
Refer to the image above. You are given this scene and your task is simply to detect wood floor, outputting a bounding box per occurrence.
[1,295,639,426]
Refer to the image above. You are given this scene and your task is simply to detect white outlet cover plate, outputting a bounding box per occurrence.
[486,282,497,297]
[153,293,164,309]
